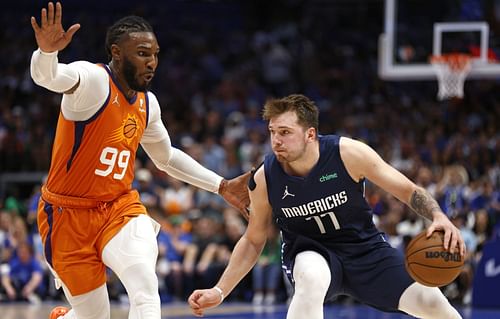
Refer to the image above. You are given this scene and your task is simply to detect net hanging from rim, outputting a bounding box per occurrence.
[430,53,472,100]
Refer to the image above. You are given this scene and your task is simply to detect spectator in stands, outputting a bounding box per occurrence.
[217,214,248,301]
[445,213,478,305]
[473,209,492,249]
[183,214,224,296]
[239,129,269,173]
[1,242,44,303]
[3,215,29,262]
[161,175,194,216]
[436,165,470,217]
[158,215,193,301]
[0,211,12,265]
[415,166,438,198]
[134,168,161,210]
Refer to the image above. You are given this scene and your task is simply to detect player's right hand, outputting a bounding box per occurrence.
[219,168,254,221]
[30,2,80,53]
[426,212,466,257]
[188,288,223,317]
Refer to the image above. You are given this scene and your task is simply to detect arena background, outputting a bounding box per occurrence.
[0,0,498,318]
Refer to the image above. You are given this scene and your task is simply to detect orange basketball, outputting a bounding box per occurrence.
[405,231,464,287]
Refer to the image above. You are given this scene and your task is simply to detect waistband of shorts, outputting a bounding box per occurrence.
[41,186,104,209]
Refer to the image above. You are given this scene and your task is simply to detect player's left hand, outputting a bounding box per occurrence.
[188,288,223,317]
[219,169,253,220]
[426,212,466,257]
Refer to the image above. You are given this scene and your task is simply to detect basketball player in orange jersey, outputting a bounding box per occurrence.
[30,2,250,319]
[189,95,466,319]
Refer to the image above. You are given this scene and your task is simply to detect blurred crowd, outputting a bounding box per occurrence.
[0,0,499,307]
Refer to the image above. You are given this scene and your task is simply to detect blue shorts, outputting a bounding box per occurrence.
[282,233,414,312]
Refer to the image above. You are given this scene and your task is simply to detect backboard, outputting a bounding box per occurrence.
[378,0,500,80]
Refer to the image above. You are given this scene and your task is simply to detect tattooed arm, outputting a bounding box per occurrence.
[409,188,441,221]
[408,187,464,255]
[340,137,465,256]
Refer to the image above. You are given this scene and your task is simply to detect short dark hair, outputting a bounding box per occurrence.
[105,15,154,58]
[262,94,319,132]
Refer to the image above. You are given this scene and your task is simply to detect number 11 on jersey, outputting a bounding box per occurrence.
[306,211,341,234]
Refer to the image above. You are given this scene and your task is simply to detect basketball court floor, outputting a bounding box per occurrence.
[1,302,499,319]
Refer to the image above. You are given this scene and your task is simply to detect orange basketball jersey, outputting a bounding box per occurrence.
[45,65,148,201]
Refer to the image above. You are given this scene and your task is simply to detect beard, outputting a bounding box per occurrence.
[123,57,151,92]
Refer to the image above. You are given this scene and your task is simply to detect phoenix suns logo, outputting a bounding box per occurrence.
[123,116,138,139]
[108,114,140,145]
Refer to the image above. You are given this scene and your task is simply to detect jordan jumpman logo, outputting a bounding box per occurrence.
[282,185,295,200]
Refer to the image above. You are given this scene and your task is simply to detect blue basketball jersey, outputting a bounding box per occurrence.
[264,135,382,253]
[264,135,414,310]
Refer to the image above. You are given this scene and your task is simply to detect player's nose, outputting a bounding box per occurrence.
[146,55,158,70]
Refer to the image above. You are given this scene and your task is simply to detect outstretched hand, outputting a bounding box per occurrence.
[31,2,80,53]
[188,288,223,317]
[219,169,253,220]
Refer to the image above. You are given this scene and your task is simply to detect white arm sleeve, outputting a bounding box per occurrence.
[141,92,223,193]
[30,48,109,121]
[141,92,169,144]
[166,148,223,193]
[30,49,78,92]
[142,142,223,193]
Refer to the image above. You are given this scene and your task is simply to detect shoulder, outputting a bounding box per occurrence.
[9,257,21,268]
[339,136,373,160]
[248,165,273,229]
[249,165,268,198]
[254,165,266,184]
[339,137,376,182]
[67,61,109,94]
[146,91,160,111]
[146,91,161,119]
[71,61,108,78]
[146,91,159,104]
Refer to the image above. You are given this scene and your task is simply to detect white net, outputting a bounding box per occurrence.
[431,54,472,100]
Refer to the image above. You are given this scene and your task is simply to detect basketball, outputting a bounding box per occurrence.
[405,231,464,287]
[123,117,137,138]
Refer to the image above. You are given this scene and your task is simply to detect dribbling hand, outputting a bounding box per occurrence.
[426,213,466,257]
[188,288,224,317]
[30,2,80,53]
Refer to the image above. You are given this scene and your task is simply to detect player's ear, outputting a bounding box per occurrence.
[110,44,121,62]
[306,127,316,141]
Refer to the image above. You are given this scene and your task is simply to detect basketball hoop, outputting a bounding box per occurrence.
[430,53,472,100]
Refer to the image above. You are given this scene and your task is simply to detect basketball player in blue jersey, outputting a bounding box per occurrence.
[189,94,465,319]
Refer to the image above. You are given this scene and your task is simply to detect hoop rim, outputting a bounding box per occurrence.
[430,53,473,75]
[430,53,471,100]
[430,53,472,65]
